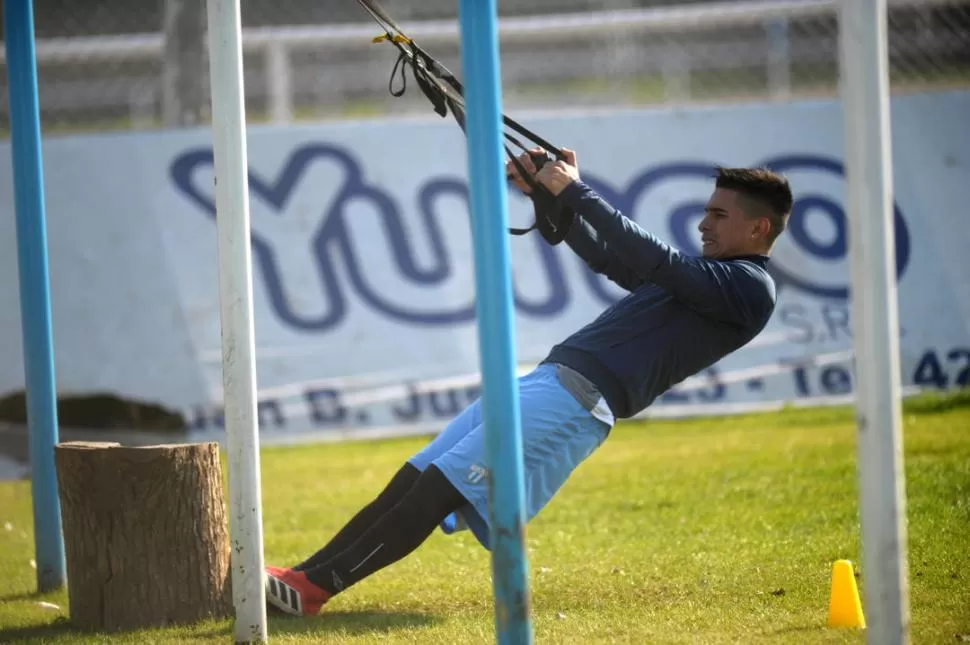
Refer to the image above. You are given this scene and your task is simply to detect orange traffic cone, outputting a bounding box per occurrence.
[827,560,866,628]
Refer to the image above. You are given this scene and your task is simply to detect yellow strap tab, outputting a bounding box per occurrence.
[372,33,412,44]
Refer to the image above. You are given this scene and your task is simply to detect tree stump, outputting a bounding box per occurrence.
[54,441,232,632]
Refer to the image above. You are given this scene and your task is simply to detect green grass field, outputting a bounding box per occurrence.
[1,392,968,644]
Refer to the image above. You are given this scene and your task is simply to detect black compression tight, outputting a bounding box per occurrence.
[298,464,466,595]
[293,462,422,572]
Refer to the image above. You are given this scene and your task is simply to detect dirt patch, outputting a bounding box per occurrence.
[0,391,186,432]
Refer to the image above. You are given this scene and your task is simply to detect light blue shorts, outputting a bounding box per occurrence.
[407,363,611,550]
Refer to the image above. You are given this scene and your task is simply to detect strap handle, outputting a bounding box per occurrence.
[358,0,571,241]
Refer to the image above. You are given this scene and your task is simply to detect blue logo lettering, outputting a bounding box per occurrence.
[169,143,911,332]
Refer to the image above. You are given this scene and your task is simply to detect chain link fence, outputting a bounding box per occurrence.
[1,0,968,135]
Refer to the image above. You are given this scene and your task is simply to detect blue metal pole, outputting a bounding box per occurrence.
[456,1,533,644]
[3,0,66,592]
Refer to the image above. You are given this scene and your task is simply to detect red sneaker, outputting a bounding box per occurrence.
[264,566,331,616]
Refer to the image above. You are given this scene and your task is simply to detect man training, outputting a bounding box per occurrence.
[263,146,793,617]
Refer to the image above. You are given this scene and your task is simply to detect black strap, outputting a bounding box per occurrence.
[356,0,575,244]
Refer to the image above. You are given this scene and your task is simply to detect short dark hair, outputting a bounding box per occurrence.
[715,167,793,245]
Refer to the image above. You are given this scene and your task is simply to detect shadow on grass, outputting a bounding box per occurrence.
[767,623,866,642]
[904,387,970,415]
[0,619,233,644]
[0,590,47,603]
[0,616,78,644]
[268,608,440,637]
[0,609,439,643]
[769,624,828,635]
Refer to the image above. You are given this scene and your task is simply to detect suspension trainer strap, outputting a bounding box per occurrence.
[356,0,575,245]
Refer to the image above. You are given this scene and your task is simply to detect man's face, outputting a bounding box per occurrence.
[697,188,768,259]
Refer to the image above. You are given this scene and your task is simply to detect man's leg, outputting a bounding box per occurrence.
[292,462,421,572]
[264,464,465,616]
[264,395,484,616]
[285,395,483,574]
[302,464,465,594]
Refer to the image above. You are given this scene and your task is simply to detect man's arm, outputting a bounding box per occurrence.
[558,180,774,326]
[505,147,641,290]
[563,214,644,291]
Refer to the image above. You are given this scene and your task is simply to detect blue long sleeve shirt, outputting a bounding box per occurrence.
[542,180,777,419]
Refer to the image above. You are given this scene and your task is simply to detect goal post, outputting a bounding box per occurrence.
[456,0,534,643]
[838,0,910,643]
[3,0,67,594]
[205,0,268,642]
